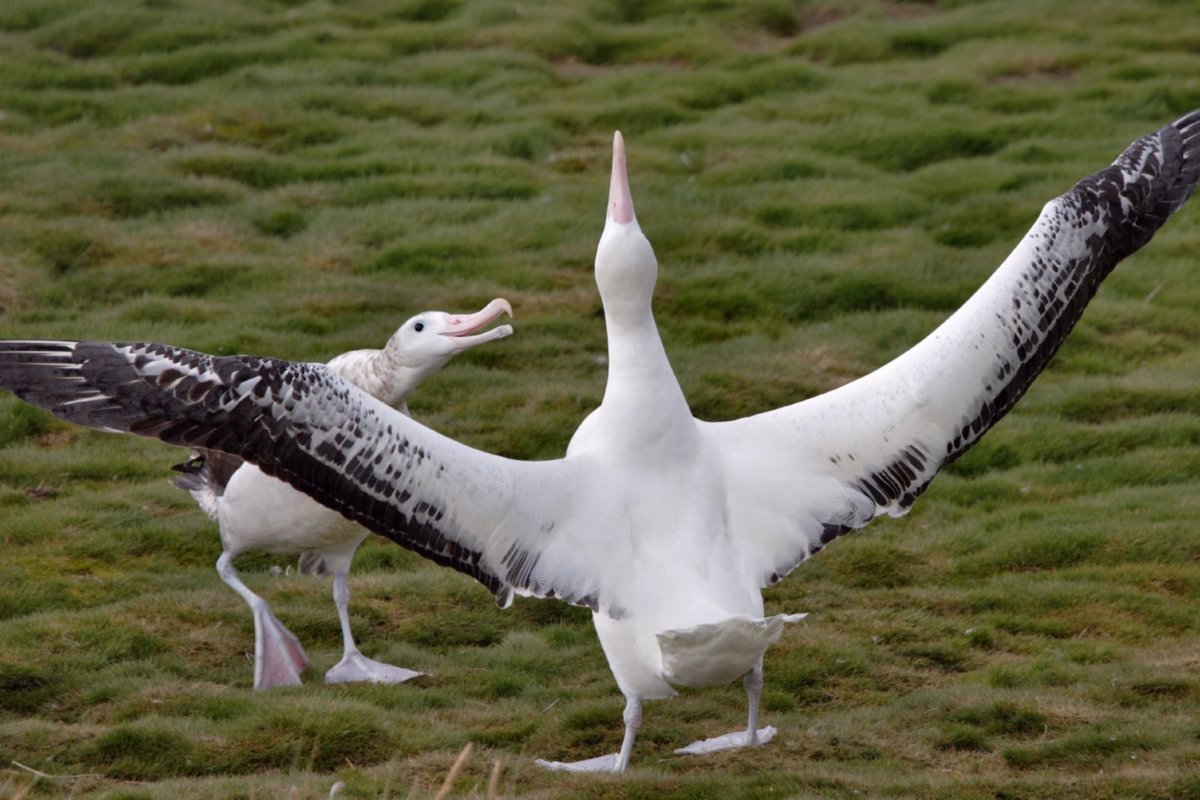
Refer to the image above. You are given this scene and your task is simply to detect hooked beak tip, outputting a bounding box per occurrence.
[440,298,515,342]
[608,131,635,225]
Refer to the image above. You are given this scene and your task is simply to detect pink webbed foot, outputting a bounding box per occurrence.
[253,605,309,690]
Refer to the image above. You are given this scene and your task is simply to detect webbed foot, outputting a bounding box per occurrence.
[325,651,422,685]
[254,606,309,690]
[535,753,623,772]
[675,726,777,755]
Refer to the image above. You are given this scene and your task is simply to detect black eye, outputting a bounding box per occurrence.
[414,322,425,332]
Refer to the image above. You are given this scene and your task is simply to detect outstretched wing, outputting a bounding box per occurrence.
[0,341,613,612]
[704,109,1200,588]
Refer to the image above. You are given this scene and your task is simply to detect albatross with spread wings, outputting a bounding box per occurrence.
[173,299,512,690]
[1,110,1198,772]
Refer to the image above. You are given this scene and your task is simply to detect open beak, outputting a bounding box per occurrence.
[607,130,636,225]
[440,298,514,349]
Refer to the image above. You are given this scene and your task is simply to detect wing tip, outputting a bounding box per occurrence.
[1170,106,1200,134]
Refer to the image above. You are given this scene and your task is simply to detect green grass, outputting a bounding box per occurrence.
[3,0,1200,797]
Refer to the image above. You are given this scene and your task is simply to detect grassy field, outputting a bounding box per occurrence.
[3,0,1200,797]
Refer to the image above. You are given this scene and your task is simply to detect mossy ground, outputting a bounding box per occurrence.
[3,0,1200,797]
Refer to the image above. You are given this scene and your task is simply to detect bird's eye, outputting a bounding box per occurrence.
[414,322,425,332]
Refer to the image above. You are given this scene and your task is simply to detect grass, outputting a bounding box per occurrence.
[2,0,1200,797]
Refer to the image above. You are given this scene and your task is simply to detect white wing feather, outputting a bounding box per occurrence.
[706,109,1200,588]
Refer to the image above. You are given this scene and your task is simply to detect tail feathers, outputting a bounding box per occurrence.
[170,451,209,493]
[171,448,243,522]
[657,613,807,688]
[170,448,243,491]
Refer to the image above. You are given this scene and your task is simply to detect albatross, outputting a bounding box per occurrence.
[142,300,509,690]
[0,109,1197,771]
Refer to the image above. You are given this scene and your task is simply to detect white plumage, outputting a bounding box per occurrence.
[170,299,512,689]
[1,109,1198,770]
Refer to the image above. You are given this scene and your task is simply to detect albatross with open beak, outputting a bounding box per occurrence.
[1,110,1197,768]
[168,299,512,689]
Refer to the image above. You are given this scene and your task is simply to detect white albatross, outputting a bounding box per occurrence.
[146,299,509,690]
[1,109,1198,771]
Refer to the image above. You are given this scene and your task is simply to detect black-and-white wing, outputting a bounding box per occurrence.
[704,109,1200,588]
[0,341,615,612]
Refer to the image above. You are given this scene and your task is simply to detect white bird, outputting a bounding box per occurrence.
[1,109,1198,771]
[160,299,512,690]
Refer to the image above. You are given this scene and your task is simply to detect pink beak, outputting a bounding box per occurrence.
[608,131,636,225]
[440,298,514,349]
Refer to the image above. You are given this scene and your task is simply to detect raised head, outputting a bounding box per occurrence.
[595,131,658,326]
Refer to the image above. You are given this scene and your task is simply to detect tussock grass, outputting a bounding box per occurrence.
[3,0,1200,797]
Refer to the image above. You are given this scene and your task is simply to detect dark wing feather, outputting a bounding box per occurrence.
[0,341,584,607]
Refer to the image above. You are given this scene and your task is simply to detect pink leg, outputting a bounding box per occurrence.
[217,553,308,690]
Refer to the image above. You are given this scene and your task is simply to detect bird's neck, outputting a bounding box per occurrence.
[600,312,692,443]
[330,347,420,413]
[376,345,425,413]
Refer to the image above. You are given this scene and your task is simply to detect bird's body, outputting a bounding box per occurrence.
[568,417,786,701]
[171,299,513,689]
[2,110,1198,768]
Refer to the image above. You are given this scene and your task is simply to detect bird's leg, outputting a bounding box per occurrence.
[324,570,422,685]
[216,552,308,690]
[614,696,642,771]
[744,658,767,746]
[675,659,777,756]
[535,696,642,773]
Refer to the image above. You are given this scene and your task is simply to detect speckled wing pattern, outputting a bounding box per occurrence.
[0,340,596,608]
[707,109,1200,589]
